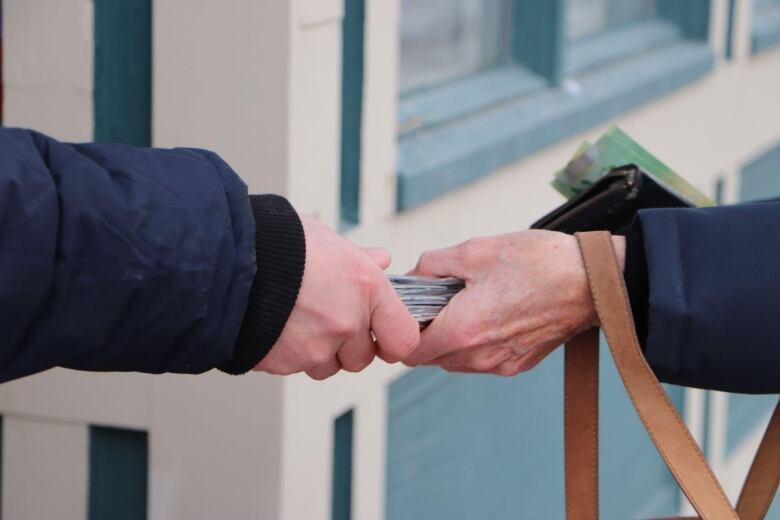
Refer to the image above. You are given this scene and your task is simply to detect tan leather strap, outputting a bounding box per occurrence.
[736,402,780,520]
[564,327,600,520]
[569,231,739,520]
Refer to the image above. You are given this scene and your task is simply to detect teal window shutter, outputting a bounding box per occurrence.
[93,0,152,146]
[340,0,365,230]
[89,426,148,520]
[332,410,354,520]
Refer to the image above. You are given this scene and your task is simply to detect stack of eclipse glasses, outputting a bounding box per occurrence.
[389,275,465,328]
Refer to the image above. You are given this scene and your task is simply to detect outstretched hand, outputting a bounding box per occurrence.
[403,230,625,376]
[255,215,420,380]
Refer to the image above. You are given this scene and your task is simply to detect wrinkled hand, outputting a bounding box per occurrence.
[255,215,420,380]
[403,230,625,376]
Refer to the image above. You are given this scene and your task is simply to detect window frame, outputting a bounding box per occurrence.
[396,0,714,211]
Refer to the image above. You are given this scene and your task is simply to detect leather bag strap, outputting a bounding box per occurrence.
[736,403,780,520]
[565,231,750,519]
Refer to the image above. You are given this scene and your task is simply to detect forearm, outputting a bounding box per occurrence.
[626,202,780,393]
[0,128,257,381]
[219,195,306,375]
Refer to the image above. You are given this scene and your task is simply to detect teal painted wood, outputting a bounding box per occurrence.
[386,340,685,519]
[725,0,737,58]
[399,65,547,138]
[397,41,714,210]
[93,0,151,146]
[332,410,354,520]
[657,0,711,40]
[339,0,364,229]
[89,426,148,520]
[512,0,564,85]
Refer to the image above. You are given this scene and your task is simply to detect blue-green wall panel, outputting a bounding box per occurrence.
[332,410,354,520]
[93,0,152,146]
[339,0,364,229]
[89,426,148,520]
[387,340,684,519]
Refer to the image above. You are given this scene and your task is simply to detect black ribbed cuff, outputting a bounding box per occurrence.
[219,194,306,375]
[623,217,649,350]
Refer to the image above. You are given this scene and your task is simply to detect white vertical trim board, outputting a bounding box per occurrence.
[2,0,93,141]
[2,416,88,520]
[358,0,402,227]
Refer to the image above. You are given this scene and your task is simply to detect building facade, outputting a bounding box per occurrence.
[1,0,779,518]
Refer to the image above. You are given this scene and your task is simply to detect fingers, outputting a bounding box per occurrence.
[305,356,342,380]
[412,246,465,278]
[362,247,391,270]
[370,276,420,363]
[401,304,461,365]
[337,332,377,372]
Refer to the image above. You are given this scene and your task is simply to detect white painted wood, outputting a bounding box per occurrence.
[0,369,149,430]
[2,416,88,520]
[359,0,402,226]
[286,15,343,226]
[298,0,344,28]
[147,372,284,520]
[352,385,389,520]
[153,0,292,195]
[709,0,730,60]
[2,0,93,141]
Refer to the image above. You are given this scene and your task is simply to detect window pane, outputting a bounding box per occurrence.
[400,0,511,93]
[566,0,655,42]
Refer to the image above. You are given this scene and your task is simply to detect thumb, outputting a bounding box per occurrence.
[370,276,420,362]
[362,247,392,270]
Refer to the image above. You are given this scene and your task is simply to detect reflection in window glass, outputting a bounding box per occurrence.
[566,0,655,42]
[400,0,511,93]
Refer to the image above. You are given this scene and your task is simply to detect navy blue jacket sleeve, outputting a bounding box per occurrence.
[626,201,780,394]
[0,128,258,382]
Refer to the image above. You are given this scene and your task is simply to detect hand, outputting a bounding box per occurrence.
[255,215,420,380]
[403,230,625,376]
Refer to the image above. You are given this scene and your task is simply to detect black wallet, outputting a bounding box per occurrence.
[530,164,693,234]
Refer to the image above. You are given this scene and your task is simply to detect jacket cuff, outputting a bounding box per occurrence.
[219,194,306,375]
[623,217,650,350]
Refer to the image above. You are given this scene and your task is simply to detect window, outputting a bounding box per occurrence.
[93,0,152,146]
[566,0,655,42]
[399,0,512,93]
[752,0,780,53]
[396,0,714,210]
